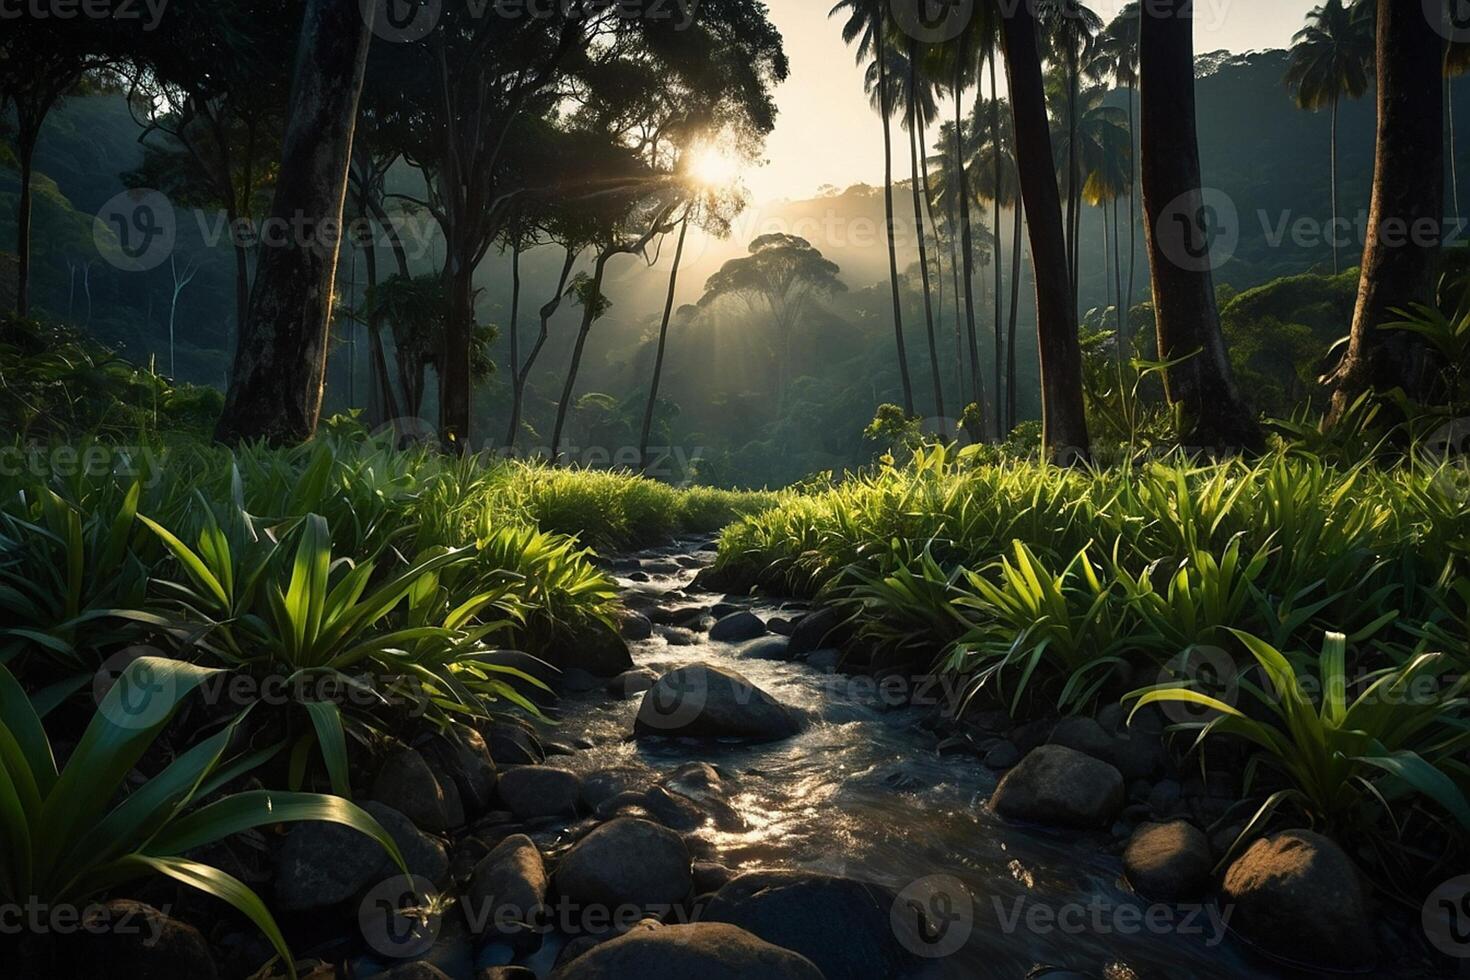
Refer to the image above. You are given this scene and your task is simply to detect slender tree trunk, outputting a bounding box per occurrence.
[879,37,915,416]
[1139,0,1261,452]
[1330,0,1445,419]
[1007,201,1024,433]
[15,141,34,317]
[1449,68,1461,218]
[990,54,1005,438]
[1111,193,1125,344]
[1000,5,1090,463]
[640,218,687,471]
[1067,51,1081,316]
[360,227,400,426]
[955,70,984,431]
[506,247,577,450]
[1330,96,1340,275]
[908,49,945,433]
[215,0,373,445]
[1126,80,1139,331]
[502,244,521,454]
[550,252,611,462]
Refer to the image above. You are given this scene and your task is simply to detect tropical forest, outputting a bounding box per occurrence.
[4,0,1470,977]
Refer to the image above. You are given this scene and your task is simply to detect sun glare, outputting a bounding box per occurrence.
[689,145,742,187]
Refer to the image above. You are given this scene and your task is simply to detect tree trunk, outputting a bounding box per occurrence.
[15,141,34,317]
[1139,0,1261,452]
[502,244,521,454]
[1126,80,1139,333]
[361,229,400,427]
[1007,201,1024,434]
[1067,51,1081,315]
[214,0,373,445]
[908,49,945,433]
[1329,0,1445,419]
[955,71,983,432]
[879,36,915,416]
[1330,96,1340,275]
[991,53,1005,439]
[550,252,610,462]
[506,247,577,451]
[1000,4,1090,463]
[640,218,688,471]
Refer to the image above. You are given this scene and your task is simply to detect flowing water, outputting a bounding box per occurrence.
[535,536,1323,980]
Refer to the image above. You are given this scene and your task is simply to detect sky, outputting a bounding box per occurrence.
[743,0,1321,204]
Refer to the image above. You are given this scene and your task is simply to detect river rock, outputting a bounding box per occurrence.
[547,620,635,676]
[618,609,654,640]
[788,606,845,655]
[478,968,537,980]
[634,665,801,741]
[553,817,692,913]
[989,745,1124,828]
[581,767,649,810]
[465,834,547,940]
[373,746,464,832]
[484,721,545,766]
[1123,821,1213,900]
[709,610,767,642]
[497,766,582,820]
[607,668,659,699]
[1220,830,1376,969]
[551,922,823,980]
[738,635,793,660]
[641,785,707,831]
[806,648,841,671]
[703,870,919,979]
[275,801,447,911]
[983,740,1021,770]
[68,901,217,979]
[421,727,498,815]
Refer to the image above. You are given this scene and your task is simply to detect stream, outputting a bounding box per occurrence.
[527,534,1308,980]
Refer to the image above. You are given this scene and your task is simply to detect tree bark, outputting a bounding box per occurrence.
[1000,4,1090,463]
[1007,201,1024,434]
[505,247,577,451]
[879,34,915,416]
[502,243,522,453]
[1331,0,1445,420]
[550,252,611,463]
[990,53,1004,438]
[955,71,983,433]
[1139,0,1261,452]
[214,0,373,445]
[640,218,688,471]
[908,47,945,433]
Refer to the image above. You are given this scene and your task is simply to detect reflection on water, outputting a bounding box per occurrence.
[545,542,1336,980]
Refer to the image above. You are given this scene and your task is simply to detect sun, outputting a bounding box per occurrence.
[688,144,742,187]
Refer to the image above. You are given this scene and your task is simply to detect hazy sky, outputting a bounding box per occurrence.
[745,0,1321,203]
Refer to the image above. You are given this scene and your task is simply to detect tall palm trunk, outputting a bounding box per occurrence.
[640,218,688,471]
[501,244,522,454]
[1126,79,1139,329]
[1139,0,1261,451]
[1000,3,1090,461]
[955,72,984,431]
[215,0,373,445]
[1067,50,1082,315]
[990,53,1005,438]
[908,48,945,432]
[1007,201,1024,433]
[879,34,915,415]
[1330,0,1444,419]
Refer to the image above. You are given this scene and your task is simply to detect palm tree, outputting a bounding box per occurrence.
[1040,0,1104,316]
[832,0,915,415]
[999,0,1091,460]
[1075,87,1132,348]
[638,213,689,472]
[970,95,1024,434]
[1140,0,1261,451]
[1329,0,1444,420]
[1446,37,1470,216]
[869,40,947,429]
[1097,4,1141,331]
[1285,0,1374,274]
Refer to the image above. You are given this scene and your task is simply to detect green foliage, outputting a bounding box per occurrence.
[0,657,403,979]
